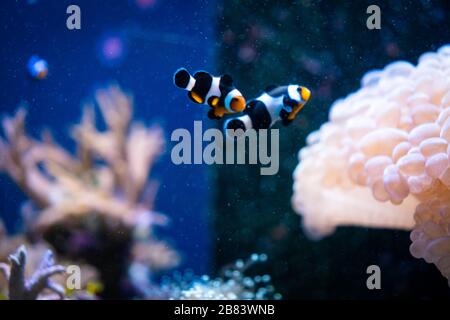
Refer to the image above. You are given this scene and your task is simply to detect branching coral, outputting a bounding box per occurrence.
[0,85,179,298]
[0,85,166,229]
[292,44,450,284]
[132,240,180,271]
[0,245,65,300]
[0,221,100,300]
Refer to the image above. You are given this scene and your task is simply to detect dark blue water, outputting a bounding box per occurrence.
[0,0,215,275]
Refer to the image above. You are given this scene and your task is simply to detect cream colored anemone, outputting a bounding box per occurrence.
[292,44,450,284]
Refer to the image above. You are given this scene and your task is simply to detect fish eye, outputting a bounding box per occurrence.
[229,96,246,112]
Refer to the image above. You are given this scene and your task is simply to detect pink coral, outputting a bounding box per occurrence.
[0,85,179,298]
[293,45,450,284]
[0,85,166,230]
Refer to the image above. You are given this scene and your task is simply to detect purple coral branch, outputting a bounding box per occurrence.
[3,245,66,300]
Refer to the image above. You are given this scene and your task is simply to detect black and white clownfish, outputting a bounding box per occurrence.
[173,68,246,119]
[224,84,311,136]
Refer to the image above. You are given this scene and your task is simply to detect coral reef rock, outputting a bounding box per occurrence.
[158,254,281,300]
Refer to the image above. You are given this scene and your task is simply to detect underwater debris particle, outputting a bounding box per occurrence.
[134,0,158,10]
[97,34,127,67]
[27,55,48,80]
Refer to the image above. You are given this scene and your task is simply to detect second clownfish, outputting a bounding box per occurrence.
[173,68,246,119]
[224,84,311,136]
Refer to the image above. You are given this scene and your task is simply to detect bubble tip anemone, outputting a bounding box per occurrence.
[293,163,418,239]
[292,44,450,284]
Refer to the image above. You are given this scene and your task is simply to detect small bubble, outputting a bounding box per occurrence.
[201,275,210,282]
[235,259,244,268]
[227,293,238,299]
[243,277,254,287]
[241,291,254,299]
[262,274,271,282]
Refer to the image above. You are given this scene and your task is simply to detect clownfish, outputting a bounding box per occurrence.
[224,84,311,136]
[173,68,246,119]
[27,55,48,80]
